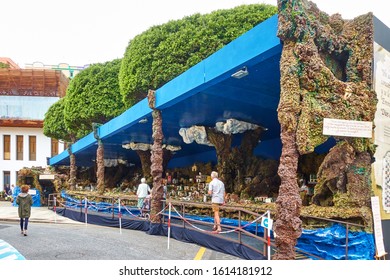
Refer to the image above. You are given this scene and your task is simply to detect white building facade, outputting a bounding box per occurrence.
[0,61,69,191]
[0,126,66,189]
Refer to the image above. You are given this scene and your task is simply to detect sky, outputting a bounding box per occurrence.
[1,0,389,67]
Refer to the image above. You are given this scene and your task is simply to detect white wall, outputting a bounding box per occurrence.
[0,127,65,190]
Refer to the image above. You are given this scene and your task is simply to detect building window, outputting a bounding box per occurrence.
[51,138,59,157]
[29,136,36,161]
[3,171,10,189]
[16,135,23,160]
[3,135,10,160]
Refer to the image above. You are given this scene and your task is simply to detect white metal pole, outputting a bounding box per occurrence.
[53,197,57,224]
[118,198,122,235]
[167,202,172,250]
[267,210,271,260]
[84,197,88,226]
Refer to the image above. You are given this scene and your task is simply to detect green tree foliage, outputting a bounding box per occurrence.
[119,4,277,107]
[43,98,74,142]
[0,62,10,68]
[64,59,126,139]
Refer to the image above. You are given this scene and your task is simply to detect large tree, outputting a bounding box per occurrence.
[44,97,78,190]
[64,59,126,139]
[119,4,277,107]
[63,59,126,194]
[44,98,73,143]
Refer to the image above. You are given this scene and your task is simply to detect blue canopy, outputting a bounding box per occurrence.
[49,15,284,168]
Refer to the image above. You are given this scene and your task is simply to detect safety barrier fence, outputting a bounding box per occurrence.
[48,192,275,259]
[48,192,370,260]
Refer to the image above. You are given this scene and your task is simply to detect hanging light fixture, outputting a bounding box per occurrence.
[231,66,249,79]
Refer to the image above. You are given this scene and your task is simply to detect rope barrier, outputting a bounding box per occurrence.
[171,204,268,234]
[85,200,112,211]
[58,193,273,258]
[122,204,147,219]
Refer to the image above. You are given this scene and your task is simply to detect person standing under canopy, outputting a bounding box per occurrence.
[208,171,225,233]
[136,178,150,209]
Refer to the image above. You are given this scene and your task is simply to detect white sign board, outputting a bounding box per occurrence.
[323,118,373,138]
[28,189,37,195]
[261,217,273,230]
[39,174,55,180]
[371,196,387,257]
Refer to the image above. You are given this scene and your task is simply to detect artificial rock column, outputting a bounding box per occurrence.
[93,123,105,195]
[148,90,164,223]
[273,40,302,260]
[68,145,77,191]
[275,0,377,258]
[96,139,105,195]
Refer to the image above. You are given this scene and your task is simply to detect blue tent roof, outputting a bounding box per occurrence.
[49,15,283,168]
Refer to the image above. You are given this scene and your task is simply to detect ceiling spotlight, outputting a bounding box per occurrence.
[138,118,148,124]
[231,66,249,79]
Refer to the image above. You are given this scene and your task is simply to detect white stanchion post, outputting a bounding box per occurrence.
[85,197,88,226]
[167,202,172,250]
[267,210,271,260]
[54,197,57,224]
[118,198,122,235]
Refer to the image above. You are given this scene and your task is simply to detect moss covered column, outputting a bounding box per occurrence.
[275,0,377,257]
[273,40,302,260]
[148,90,164,223]
[93,123,105,195]
[67,145,77,191]
[96,140,105,194]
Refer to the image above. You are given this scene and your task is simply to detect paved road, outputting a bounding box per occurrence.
[0,201,240,260]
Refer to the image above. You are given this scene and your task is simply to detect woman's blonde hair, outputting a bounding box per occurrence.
[21,185,30,193]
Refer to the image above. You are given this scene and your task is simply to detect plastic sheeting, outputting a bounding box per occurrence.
[297,224,375,260]
[12,186,41,207]
[172,213,375,260]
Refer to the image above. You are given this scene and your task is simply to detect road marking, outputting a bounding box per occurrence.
[194,247,206,260]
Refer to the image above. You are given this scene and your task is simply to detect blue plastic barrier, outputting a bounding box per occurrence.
[12,186,41,207]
